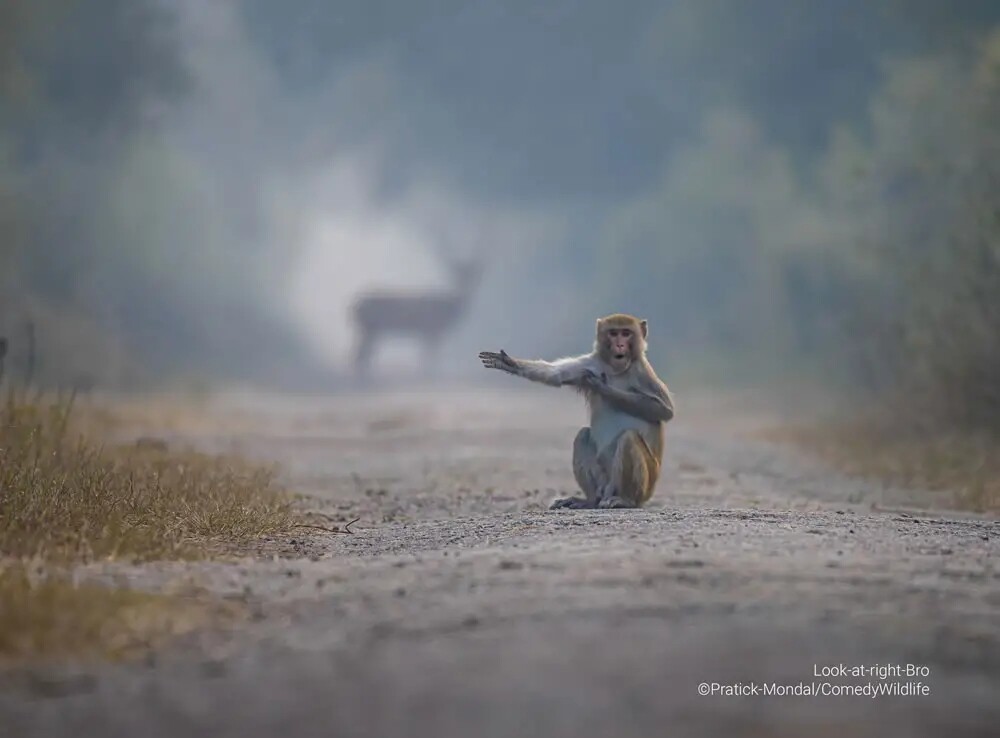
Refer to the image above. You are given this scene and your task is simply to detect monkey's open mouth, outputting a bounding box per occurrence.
[613,353,627,360]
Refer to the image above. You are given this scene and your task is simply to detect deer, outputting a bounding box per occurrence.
[350,252,484,374]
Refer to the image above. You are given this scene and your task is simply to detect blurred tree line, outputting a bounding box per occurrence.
[588,6,1000,433]
[2,0,999,434]
[0,0,306,387]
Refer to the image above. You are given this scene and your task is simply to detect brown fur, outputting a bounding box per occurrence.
[595,313,648,364]
[480,313,673,509]
[609,429,660,506]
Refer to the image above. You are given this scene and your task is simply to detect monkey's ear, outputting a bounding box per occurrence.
[595,318,604,335]
[639,320,648,339]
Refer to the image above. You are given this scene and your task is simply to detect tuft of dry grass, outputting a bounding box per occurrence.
[0,391,294,562]
[0,565,238,665]
[760,422,1000,513]
[68,392,251,439]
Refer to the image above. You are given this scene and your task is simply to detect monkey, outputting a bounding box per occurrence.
[479,313,674,509]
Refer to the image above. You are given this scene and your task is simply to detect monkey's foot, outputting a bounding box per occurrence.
[550,496,595,510]
[598,496,637,509]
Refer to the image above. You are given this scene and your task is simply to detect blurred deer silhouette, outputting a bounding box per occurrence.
[351,254,484,373]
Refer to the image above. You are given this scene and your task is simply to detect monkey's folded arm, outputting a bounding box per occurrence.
[599,383,675,424]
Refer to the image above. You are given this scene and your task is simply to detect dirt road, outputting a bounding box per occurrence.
[3,388,999,737]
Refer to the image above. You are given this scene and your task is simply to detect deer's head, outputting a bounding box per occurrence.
[445,256,485,294]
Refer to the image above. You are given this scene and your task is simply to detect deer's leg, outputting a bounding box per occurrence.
[422,333,445,376]
[354,329,376,372]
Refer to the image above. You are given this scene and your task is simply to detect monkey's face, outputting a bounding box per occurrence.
[596,314,648,373]
[604,327,635,372]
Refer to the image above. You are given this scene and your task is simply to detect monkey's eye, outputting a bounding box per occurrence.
[620,329,632,338]
[608,329,620,338]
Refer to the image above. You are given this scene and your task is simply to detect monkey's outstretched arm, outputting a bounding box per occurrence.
[479,351,595,388]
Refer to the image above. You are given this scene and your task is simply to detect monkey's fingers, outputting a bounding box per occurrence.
[478,351,504,369]
[479,350,517,373]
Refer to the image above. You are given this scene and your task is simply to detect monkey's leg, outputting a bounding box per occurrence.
[598,430,659,509]
[551,428,605,510]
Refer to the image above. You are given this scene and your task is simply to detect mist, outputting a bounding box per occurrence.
[3,0,1000,420]
[177,0,576,376]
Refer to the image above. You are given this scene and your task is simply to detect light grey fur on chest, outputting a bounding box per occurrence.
[588,372,657,454]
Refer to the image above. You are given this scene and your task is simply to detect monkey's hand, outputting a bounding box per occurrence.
[578,369,609,392]
[479,349,520,375]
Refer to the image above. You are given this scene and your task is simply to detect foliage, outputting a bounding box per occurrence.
[587,24,1000,436]
[0,0,307,387]
[829,31,1000,430]
[2,0,1000,424]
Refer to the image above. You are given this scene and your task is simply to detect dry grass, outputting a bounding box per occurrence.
[0,392,293,562]
[68,391,256,439]
[760,422,1000,513]
[0,565,238,665]
[0,391,291,664]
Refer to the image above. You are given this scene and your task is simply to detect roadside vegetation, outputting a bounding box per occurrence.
[0,392,292,562]
[760,422,1000,514]
[0,391,294,664]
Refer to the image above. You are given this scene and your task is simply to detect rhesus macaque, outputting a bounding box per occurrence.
[479,314,674,509]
